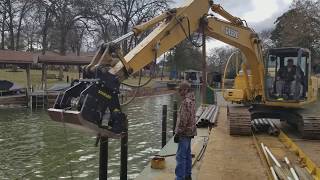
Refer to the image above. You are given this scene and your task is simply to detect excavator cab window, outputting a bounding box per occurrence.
[265,48,310,101]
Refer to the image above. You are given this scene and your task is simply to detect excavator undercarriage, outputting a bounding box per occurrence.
[228,104,320,139]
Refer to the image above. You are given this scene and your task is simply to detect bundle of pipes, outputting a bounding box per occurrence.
[252,118,279,136]
[260,143,313,180]
[196,105,219,128]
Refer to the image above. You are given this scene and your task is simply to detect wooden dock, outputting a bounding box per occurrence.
[196,107,268,180]
[0,94,27,106]
[29,91,58,109]
[135,128,210,180]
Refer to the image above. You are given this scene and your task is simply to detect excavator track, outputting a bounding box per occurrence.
[299,114,320,139]
[228,106,252,135]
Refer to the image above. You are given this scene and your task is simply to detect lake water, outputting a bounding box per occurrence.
[0,94,181,180]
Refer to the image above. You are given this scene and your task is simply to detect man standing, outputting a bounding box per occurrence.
[174,81,197,180]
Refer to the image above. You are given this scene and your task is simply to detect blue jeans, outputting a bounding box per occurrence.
[175,137,192,180]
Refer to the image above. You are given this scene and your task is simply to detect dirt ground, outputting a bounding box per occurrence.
[196,107,268,180]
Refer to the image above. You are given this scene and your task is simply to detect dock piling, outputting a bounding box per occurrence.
[99,137,108,180]
[162,105,167,148]
[120,116,128,180]
[173,101,177,135]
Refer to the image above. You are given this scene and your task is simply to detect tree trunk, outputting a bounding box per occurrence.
[7,0,14,50]
[41,9,50,55]
[59,28,67,55]
[59,28,67,81]
[122,20,129,53]
[15,15,23,50]
[1,12,5,49]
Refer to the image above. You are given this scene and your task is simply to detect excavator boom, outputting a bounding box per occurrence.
[48,0,212,138]
[47,0,318,139]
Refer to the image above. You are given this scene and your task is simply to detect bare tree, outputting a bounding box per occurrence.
[15,0,36,50]
[108,0,169,53]
[208,47,236,73]
[0,1,6,49]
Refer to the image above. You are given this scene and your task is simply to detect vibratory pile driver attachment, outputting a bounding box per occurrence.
[48,38,132,139]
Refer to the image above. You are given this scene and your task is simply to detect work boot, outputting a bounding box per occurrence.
[185,175,192,180]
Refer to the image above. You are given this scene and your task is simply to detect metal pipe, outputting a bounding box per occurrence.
[201,106,211,119]
[271,167,279,180]
[162,105,167,148]
[201,31,207,103]
[267,119,276,128]
[210,106,219,124]
[99,137,108,180]
[173,101,177,135]
[206,105,215,119]
[262,118,268,126]
[267,119,279,135]
[198,106,210,122]
[265,146,282,168]
[261,143,278,180]
[205,105,216,121]
[258,119,264,126]
[120,116,128,180]
[106,31,134,45]
[254,119,259,126]
[284,157,299,180]
[196,106,205,118]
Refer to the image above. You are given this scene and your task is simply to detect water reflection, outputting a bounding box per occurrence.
[0,94,176,179]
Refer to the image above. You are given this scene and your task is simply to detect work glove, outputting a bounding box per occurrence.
[174,134,180,143]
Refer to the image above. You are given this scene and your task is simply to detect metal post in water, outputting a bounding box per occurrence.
[99,137,108,180]
[120,116,128,180]
[162,105,167,148]
[173,101,177,135]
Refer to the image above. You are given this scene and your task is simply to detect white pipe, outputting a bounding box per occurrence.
[265,146,282,168]
[205,105,216,121]
[284,157,299,180]
[196,106,205,117]
[261,143,279,180]
[202,105,214,120]
[210,106,219,124]
[258,119,264,125]
[260,143,268,161]
[198,106,210,123]
[270,167,279,180]
[200,106,210,119]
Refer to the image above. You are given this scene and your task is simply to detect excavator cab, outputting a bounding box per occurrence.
[265,48,311,102]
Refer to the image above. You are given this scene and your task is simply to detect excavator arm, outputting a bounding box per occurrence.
[48,0,265,138]
[204,16,265,103]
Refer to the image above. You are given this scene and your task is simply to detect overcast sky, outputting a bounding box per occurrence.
[171,0,294,50]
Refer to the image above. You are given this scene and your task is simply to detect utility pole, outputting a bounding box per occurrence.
[201,33,207,104]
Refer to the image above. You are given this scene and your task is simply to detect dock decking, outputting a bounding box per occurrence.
[197,107,268,180]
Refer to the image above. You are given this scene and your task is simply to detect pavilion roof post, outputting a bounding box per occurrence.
[78,65,81,79]
[25,64,31,100]
[44,63,48,91]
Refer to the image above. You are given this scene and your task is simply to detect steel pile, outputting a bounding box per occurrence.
[252,118,279,136]
[196,105,219,128]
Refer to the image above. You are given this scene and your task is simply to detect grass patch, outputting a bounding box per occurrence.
[0,68,79,89]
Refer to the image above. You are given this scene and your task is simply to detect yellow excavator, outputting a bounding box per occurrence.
[48,0,320,139]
